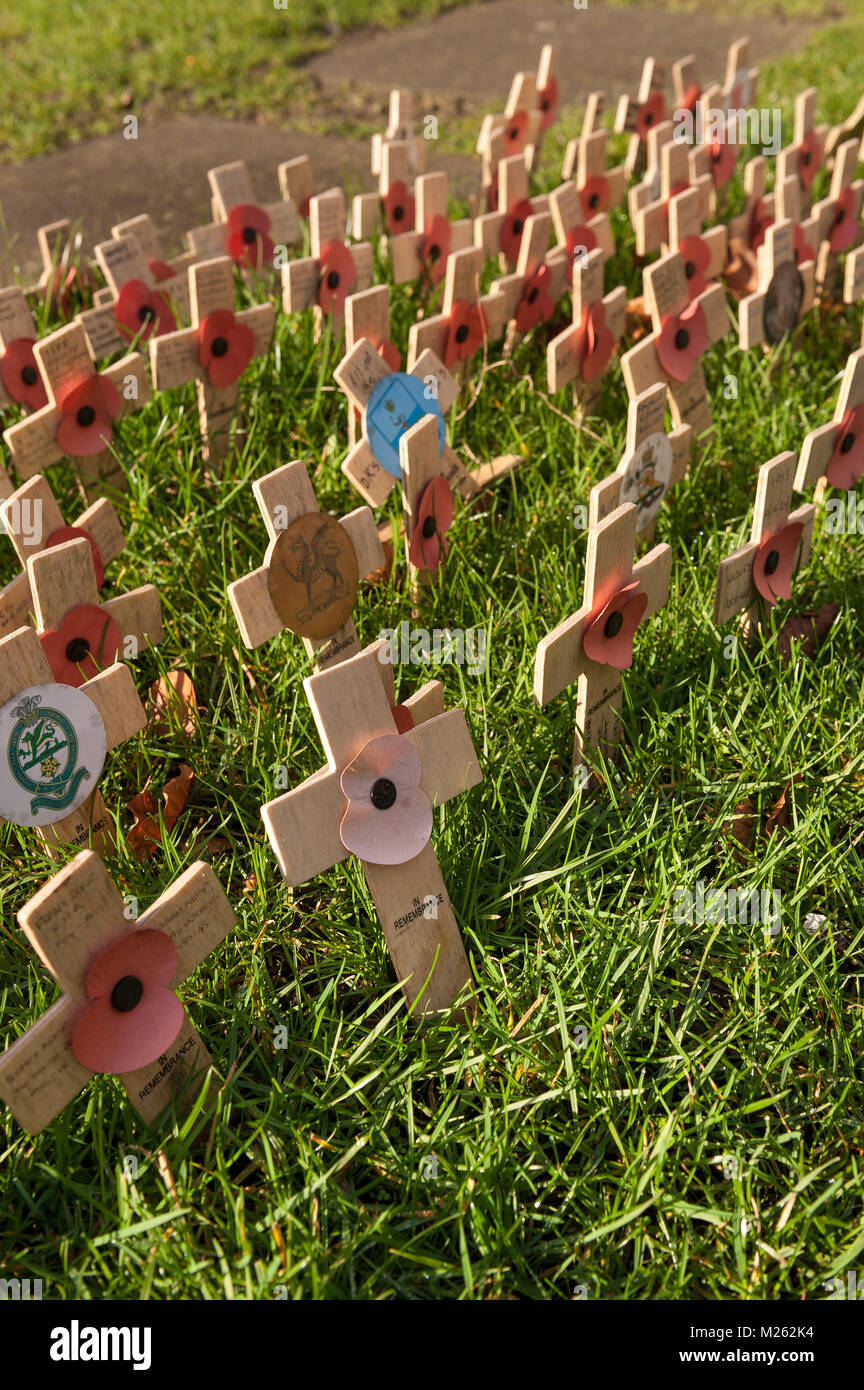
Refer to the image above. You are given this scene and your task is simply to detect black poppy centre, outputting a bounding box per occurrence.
[422,514,437,540]
[21,365,38,387]
[684,261,696,279]
[211,336,230,358]
[841,430,856,454]
[455,323,470,344]
[76,405,96,428]
[371,777,397,811]
[763,549,780,576]
[243,226,259,245]
[604,610,624,639]
[589,193,600,210]
[675,328,690,350]
[65,635,91,663]
[111,975,144,1013]
[138,304,156,323]
[327,269,341,290]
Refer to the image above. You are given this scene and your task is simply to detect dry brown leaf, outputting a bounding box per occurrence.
[728,798,756,847]
[147,670,199,737]
[777,604,840,665]
[127,763,194,861]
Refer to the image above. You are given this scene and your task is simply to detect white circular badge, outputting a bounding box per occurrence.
[0,683,107,828]
[619,432,674,529]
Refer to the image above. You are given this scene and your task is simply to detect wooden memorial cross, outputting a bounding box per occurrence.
[627,119,674,236]
[725,156,777,294]
[614,58,667,176]
[561,94,627,221]
[0,286,48,415]
[714,452,816,636]
[109,212,200,283]
[345,284,400,447]
[547,179,614,272]
[0,473,125,640]
[398,414,459,592]
[188,160,300,274]
[589,383,693,544]
[527,45,560,171]
[547,246,627,422]
[673,36,758,117]
[372,89,427,178]
[353,140,418,242]
[476,71,542,212]
[276,155,319,222]
[388,172,474,290]
[283,189,374,336]
[77,234,186,362]
[777,89,829,216]
[2,322,150,500]
[150,256,274,462]
[666,185,728,299]
[27,220,92,317]
[808,137,864,299]
[794,345,864,497]
[490,210,571,353]
[0,851,235,1135]
[0,624,145,857]
[621,248,729,438]
[533,501,671,767]
[407,245,509,378]
[228,458,385,668]
[844,244,864,339]
[633,140,712,261]
[474,153,548,271]
[261,640,482,1018]
[738,218,817,352]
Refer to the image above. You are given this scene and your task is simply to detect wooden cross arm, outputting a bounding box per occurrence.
[0,572,34,640]
[104,353,152,415]
[138,861,236,984]
[3,406,64,479]
[228,564,282,648]
[844,245,864,306]
[632,542,672,617]
[0,997,92,1135]
[81,662,147,747]
[340,506,387,579]
[102,585,164,651]
[19,848,127,992]
[0,624,53,705]
[261,770,349,884]
[405,709,482,806]
[342,437,398,508]
[534,605,591,706]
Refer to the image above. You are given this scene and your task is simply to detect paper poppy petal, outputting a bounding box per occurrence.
[538,77,559,131]
[753,523,804,604]
[709,140,737,188]
[409,476,453,572]
[340,733,421,803]
[1,339,48,410]
[579,175,610,219]
[114,279,176,341]
[500,198,534,261]
[636,93,665,142]
[225,204,274,268]
[503,110,528,156]
[826,406,864,488]
[421,216,452,284]
[583,583,648,669]
[39,604,123,688]
[72,986,185,1074]
[85,928,178,999]
[339,786,433,866]
[384,182,415,237]
[578,303,615,382]
[797,131,821,190]
[317,242,357,314]
[829,189,858,253]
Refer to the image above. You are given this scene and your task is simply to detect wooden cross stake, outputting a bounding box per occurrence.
[371,89,427,177]
[345,284,400,447]
[714,452,816,635]
[283,189,374,336]
[110,212,200,283]
[590,383,693,545]
[150,256,274,462]
[795,345,864,495]
[633,140,712,260]
[26,221,93,316]
[407,244,510,378]
[0,850,235,1134]
[777,88,828,217]
[475,153,548,270]
[388,172,473,288]
[614,58,667,176]
[667,185,728,294]
[261,640,482,1018]
[738,218,816,351]
[808,137,864,299]
[547,178,615,269]
[547,246,627,421]
[476,71,542,211]
[0,624,145,857]
[0,286,48,415]
[2,321,151,500]
[353,139,418,242]
[534,502,671,767]
[490,210,571,353]
[725,155,774,294]
[228,459,385,667]
[78,233,190,362]
[188,160,300,275]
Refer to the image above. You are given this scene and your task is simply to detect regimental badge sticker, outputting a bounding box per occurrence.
[365,372,446,478]
[0,683,107,828]
[619,431,674,528]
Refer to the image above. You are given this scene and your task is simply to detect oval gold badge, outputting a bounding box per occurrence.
[267,513,359,640]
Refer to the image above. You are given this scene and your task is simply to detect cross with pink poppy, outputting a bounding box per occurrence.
[614,57,667,176]
[228,459,385,668]
[283,188,374,336]
[2,321,151,501]
[777,88,828,217]
[795,345,864,497]
[474,153,549,271]
[561,94,627,217]
[388,171,474,290]
[534,501,672,769]
[546,246,627,422]
[150,255,274,462]
[738,218,816,351]
[0,624,145,858]
[0,286,48,415]
[589,383,693,546]
[187,159,301,275]
[808,137,864,299]
[77,233,187,362]
[371,89,427,179]
[345,284,401,447]
[407,245,510,380]
[261,640,482,1018]
[490,210,571,352]
[0,850,236,1134]
[714,452,816,636]
[0,472,125,641]
[621,247,730,439]
[547,179,615,274]
[353,139,418,242]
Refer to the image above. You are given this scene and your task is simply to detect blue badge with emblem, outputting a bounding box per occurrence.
[366,373,445,478]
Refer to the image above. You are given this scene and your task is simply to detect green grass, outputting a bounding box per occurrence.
[1,0,864,1304]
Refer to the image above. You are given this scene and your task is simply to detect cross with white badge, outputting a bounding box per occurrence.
[589,383,693,545]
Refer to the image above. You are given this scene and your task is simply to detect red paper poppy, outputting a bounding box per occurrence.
[826,405,864,489]
[708,138,736,189]
[198,309,255,388]
[636,93,665,143]
[147,258,175,283]
[678,235,712,300]
[565,224,598,269]
[503,110,530,157]
[0,338,47,411]
[225,203,274,270]
[794,225,815,266]
[419,215,452,286]
[56,373,123,457]
[583,581,648,670]
[443,300,488,367]
[538,77,560,131]
[579,175,610,219]
[408,476,454,575]
[753,523,804,605]
[796,130,821,190]
[72,928,184,1074]
[828,187,858,254]
[45,526,105,588]
[391,702,415,734]
[656,300,708,382]
[749,199,773,253]
[574,301,615,382]
[500,197,534,261]
[317,241,357,316]
[39,603,122,688]
[680,83,701,115]
[339,734,433,865]
[383,181,416,236]
[370,335,401,372]
[487,172,499,214]
[515,264,555,333]
[114,278,176,343]
[298,195,311,220]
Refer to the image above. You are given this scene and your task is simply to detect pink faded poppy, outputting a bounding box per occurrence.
[408,476,454,574]
[225,203,274,270]
[826,405,864,489]
[565,224,598,268]
[794,225,815,266]
[199,309,255,388]
[39,603,122,688]
[147,258,175,283]
[796,130,821,190]
[317,241,357,316]
[339,733,433,866]
[515,264,555,333]
[419,215,452,285]
[708,138,736,188]
[656,300,708,382]
[538,77,559,131]
[56,373,123,457]
[503,109,530,157]
[72,928,184,1074]
[679,234,712,299]
[443,300,487,367]
[574,301,615,383]
[636,93,665,142]
[1,338,47,410]
[383,181,415,236]
[114,278,176,343]
[579,175,610,219]
[583,581,648,670]
[753,523,804,605]
[828,187,858,253]
[500,197,534,261]
[45,526,105,588]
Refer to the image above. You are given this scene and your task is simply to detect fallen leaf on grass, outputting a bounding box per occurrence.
[146,671,199,736]
[127,763,194,861]
[777,604,840,665]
